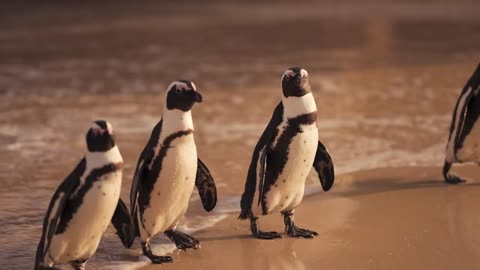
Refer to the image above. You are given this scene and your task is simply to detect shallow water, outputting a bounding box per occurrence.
[1,0,480,269]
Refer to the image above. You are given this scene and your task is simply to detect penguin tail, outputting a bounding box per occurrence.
[239,192,255,220]
[111,198,136,248]
[34,232,46,270]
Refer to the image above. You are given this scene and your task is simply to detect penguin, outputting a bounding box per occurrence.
[239,67,335,239]
[129,80,217,264]
[443,63,480,184]
[34,120,134,270]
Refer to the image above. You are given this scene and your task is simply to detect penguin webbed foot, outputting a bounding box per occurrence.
[283,211,318,238]
[443,161,466,184]
[148,254,174,264]
[250,217,282,240]
[142,241,174,264]
[253,230,283,240]
[165,230,200,250]
[445,174,466,184]
[286,225,319,238]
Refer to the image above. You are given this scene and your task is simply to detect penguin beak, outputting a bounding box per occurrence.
[193,91,203,103]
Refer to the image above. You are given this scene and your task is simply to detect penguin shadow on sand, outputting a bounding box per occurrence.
[335,174,480,198]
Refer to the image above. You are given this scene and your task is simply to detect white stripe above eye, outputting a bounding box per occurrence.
[190,82,197,90]
[90,122,102,130]
[166,81,189,93]
[300,69,309,77]
[282,70,295,80]
[106,121,113,134]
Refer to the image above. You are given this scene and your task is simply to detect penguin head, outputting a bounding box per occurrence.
[281,67,311,97]
[165,80,203,112]
[86,120,116,152]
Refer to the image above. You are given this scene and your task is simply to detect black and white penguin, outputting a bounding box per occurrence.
[443,64,480,184]
[34,120,133,270]
[129,80,217,264]
[239,67,335,239]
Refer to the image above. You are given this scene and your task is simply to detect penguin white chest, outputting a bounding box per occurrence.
[49,171,122,263]
[266,123,318,213]
[143,135,198,235]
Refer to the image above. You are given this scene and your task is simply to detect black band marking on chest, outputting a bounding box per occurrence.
[56,162,123,234]
[261,112,316,214]
[138,129,194,215]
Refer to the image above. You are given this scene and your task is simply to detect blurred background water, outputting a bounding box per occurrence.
[1,0,480,268]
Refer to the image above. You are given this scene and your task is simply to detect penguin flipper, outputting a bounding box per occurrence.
[130,120,163,219]
[239,102,283,220]
[313,140,335,191]
[35,158,85,269]
[195,158,217,212]
[111,198,135,248]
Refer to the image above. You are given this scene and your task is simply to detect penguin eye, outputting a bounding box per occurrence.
[175,88,182,93]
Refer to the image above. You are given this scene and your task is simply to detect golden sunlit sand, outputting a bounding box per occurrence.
[127,166,480,270]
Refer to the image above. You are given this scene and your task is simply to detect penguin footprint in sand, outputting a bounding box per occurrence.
[444,64,480,184]
[129,80,217,264]
[239,67,335,240]
[34,120,133,270]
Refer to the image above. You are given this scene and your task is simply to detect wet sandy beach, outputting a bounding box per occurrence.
[135,166,480,270]
[1,0,480,269]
